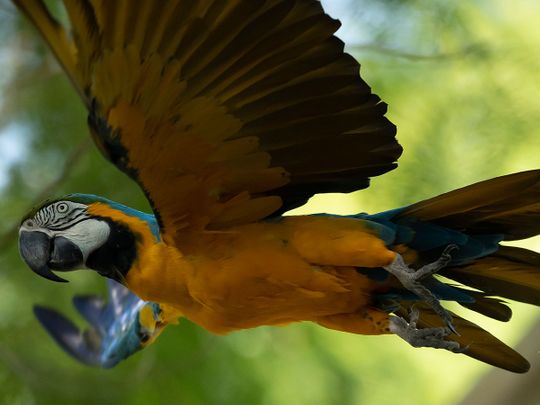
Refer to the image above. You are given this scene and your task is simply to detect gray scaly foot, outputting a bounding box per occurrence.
[384,244,458,333]
[389,307,463,353]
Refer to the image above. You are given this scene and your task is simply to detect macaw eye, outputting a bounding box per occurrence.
[25,220,35,227]
[139,332,150,344]
[56,203,69,214]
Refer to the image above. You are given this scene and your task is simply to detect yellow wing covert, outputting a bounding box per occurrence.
[15,0,402,245]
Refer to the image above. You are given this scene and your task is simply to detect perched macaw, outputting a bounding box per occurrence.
[34,280,169,368]
[14,0,539,373]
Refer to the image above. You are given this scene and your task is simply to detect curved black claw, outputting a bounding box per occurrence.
[389,307,463,353]
[384,244,459,334]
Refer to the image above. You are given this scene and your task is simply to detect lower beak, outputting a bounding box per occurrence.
[19,231,83,283]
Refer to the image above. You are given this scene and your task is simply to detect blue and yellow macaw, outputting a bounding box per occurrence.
[34,279,167,368]
[13,0,540,373]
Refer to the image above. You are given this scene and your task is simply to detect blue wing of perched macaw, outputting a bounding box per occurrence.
[34,280,163,368]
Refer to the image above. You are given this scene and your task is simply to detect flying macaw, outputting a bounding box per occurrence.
[34,280,169,368]
[13,0,539,373]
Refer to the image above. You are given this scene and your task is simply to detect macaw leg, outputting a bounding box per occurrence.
[316,308,392,335]
[389,307,462,352]
[383,244,458,333]
[316,308,463,353]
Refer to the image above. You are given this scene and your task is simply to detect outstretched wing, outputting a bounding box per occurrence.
[34,280,162,368]
[15,0,402,244]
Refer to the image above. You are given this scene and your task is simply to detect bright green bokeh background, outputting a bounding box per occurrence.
[0,0,538,404]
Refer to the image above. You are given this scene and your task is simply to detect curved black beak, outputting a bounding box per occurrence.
[18,231,83,283]
[49,236,84,271]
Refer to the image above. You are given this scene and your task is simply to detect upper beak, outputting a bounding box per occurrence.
[19,231,82,283]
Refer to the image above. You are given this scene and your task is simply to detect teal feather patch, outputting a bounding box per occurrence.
[67,193,161,240]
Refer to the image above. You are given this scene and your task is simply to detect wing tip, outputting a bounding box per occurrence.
[33,304,102,367]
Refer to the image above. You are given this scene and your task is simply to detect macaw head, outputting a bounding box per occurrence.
[18,194,159,283]
[34,280,166,368]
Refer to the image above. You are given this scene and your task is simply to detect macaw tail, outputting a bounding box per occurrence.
[369,169,540,372]
[398,169,539,241]
[397,169,540,308]
[394,302,531,373]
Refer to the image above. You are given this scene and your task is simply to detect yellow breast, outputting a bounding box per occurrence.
[123,216,393,334]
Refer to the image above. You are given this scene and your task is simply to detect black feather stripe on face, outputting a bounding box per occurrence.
[22,200,90,230]
[85,217,138,283]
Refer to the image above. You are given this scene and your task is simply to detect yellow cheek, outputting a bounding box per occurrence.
[139,304,157,333]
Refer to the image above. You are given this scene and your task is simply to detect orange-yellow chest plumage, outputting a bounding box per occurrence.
[111,213,396,335]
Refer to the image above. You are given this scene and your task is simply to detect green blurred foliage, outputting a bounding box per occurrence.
[0,0,538,404]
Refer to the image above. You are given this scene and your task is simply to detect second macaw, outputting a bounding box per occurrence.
[13,0,540,373]
[34,279,169,368]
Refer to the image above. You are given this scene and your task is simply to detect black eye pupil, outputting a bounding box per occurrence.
[140,333,150,343]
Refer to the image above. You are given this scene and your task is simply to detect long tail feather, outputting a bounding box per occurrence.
[441,246,540,307]
[396,303,530,373]
[398,170,540,240]
[381,170,540,372]
[388,171,540,310]
[458,291,512,322]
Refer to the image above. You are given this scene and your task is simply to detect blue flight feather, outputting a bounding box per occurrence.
[34,280,162,368]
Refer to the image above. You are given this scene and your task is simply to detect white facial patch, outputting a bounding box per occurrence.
[20,199,111,266]
[56,219,110,263]
[20,201,91,233]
